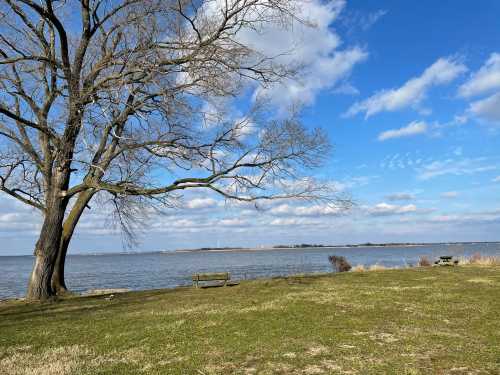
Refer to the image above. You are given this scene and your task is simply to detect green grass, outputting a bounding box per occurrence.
[1,266,499,374]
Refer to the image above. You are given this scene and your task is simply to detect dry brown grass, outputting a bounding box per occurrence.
[459,252,500,266]
[368,263,389,271]
[351,264,366,272]
[417,256,432,267]
[352,253,500,273]
[350,263,390,272]
[0,344,154,375]
[305,345,329,357]
[467,278,497,285]
[0,345,93,375]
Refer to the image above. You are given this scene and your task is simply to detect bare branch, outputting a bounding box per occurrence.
[0,0,345,248]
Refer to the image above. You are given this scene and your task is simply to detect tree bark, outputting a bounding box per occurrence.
[51,190,94,295]
[26,196,67,301]
[27,252,57,301]
[26,148,75,300]
[51,234,71,295]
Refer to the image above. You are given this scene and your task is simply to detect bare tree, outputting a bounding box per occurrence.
[0,0,347,301]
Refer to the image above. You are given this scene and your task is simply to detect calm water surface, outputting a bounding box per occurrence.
[1,243,499,299]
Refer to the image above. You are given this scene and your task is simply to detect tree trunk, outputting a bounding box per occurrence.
[51,191,94,295]
[26,198,67,301]
[51,235,71,295]
[27,252,57,301]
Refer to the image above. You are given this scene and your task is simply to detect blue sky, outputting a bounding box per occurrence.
[2,0,500,255]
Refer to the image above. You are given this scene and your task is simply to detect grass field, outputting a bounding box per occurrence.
[1,266,499,374]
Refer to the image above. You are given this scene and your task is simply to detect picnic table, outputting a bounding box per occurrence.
[434,256,459,266]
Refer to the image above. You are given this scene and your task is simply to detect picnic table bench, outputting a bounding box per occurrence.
[192,272,240,288]
[434,256,459,266]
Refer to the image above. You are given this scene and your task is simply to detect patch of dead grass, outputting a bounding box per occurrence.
[306,345,329,357]
[302,364,325,374]
[368,264,390,271]
[0,344,157,375]
[369,332,399,343]
[383,285,428,291]
[459,254,500,266]
[0,345,93,375]
[351,264,365,272]
[320,359,342,371]
[466,278,496,285]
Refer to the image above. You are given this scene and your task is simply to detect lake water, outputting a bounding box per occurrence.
[1,243,499,299]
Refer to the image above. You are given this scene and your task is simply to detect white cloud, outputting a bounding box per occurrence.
[179,0,366,111]
[269,218,302,226]
[331,82,360,95]
[360,10,387,31]
[256,47,367,109]
[493,176,500,183]
[185,198,218,209]
[345,57,467,118]
[218,218,246,227]
[296,205,343,216]
[428,215,460,223]
[468,92,500,123]
[428,210,500,224]
[386,193,415,201]
[0,210,41,234]
[368,203,418,216]
[269,203,342,217]
[233,117,258,139]
[459,54,500,124]
[459,53,500,97]
[377,121,427,141]
[200,99,230,129]
[341,8,387,34]
[417,158,497,180]
[441,191,459,199]
[171,219,197,228]
[241,0,367,108]
[340,175,379,189]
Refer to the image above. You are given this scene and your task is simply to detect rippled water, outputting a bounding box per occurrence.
[1,243,499,298]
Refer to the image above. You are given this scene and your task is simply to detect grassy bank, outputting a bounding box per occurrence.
[1,266,499,374]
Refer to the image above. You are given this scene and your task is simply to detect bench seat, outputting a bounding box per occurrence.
[192,272,239,288]
[199,281,226,288]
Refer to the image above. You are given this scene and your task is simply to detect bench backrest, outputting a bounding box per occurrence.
[192,272,230,281]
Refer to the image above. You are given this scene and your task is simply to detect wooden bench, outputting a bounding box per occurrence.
[192,272,240,288]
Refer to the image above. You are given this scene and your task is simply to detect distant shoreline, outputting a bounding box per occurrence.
[2,242,499,257]
[173,242,500,254]
[172,245,430,253]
